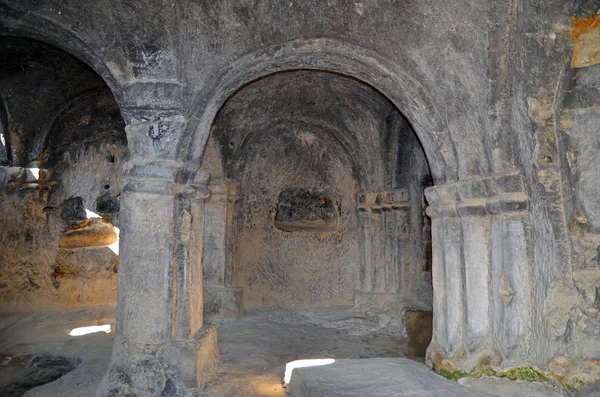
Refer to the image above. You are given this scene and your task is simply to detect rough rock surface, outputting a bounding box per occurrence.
[574,381,600,397]
[0,0,600,393]
[0,307,115,397]
[59,218,118,249]
[60,197,87,224]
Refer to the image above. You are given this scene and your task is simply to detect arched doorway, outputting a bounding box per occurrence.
[0,36,127,396]
[198,70,435,395]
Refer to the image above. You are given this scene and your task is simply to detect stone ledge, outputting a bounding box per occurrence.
[0,166,50,187]
[353,291,431,310]
[425,171,525,204]
[354,291,400,311]
[59,218,117,249]
[122,161,211,196]
[126,160,183,182]
[158,326,221,389]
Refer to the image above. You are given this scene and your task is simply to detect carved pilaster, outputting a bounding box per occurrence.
[356,189,411,298]
[172,166,211,340]
[202,180,242,321]
[425,171,531,372]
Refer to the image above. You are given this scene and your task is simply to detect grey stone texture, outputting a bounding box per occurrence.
[574,381,600,397]
[274,188,339,232]
[0,0,599,394]
[288,358,493,397]
[459,377,568,397]
[96,193,120,214]
[203,286,242,322]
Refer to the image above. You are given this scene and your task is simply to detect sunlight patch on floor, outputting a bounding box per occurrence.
[69,324,111,336]
[284,358,335,385]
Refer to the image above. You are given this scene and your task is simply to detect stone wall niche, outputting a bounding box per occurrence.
[206,71,406,310]
[203,180,243,321]
[274,188,338,233]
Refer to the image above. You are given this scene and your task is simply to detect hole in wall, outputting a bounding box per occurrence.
[274,188,338,232]
[0,129,6,154]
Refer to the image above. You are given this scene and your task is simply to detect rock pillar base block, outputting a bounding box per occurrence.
[204,286,243,322]
[96,326,220,397]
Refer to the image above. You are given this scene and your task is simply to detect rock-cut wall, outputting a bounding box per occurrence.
[0,38,127,313]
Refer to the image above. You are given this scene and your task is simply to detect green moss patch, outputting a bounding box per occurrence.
[561,378,586,392]
[436,365,590,392]
[438,366,550,384]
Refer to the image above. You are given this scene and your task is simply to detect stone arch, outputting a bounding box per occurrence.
[0,4,125,116]
[0,30,128,311]
[0,93,10,165]
[199,67,435,317]
[32,87,120,162]
[182,38,459,184]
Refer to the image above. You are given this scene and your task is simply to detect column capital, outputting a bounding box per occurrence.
[186,167,211,200]
[124,109,187,160]
[425,171,528,218]
[358,188,410,213]
[206,180,240,204]
[123,159,210,198]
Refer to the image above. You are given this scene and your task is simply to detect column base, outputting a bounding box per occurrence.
[204,286,243,322]
[426,343,502,374]
[353,290,431,312]
[96,327,220,397]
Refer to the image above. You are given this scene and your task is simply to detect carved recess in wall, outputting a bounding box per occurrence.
[274,188,339,232]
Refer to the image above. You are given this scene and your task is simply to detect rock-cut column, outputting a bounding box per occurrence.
[425,171,531,373]
[97,117,220,397]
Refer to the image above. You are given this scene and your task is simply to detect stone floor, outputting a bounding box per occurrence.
[204,307,417,397]
[0,306,590,397]
[0,306,115,397]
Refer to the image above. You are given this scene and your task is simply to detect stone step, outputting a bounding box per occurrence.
[288,358,493,397]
